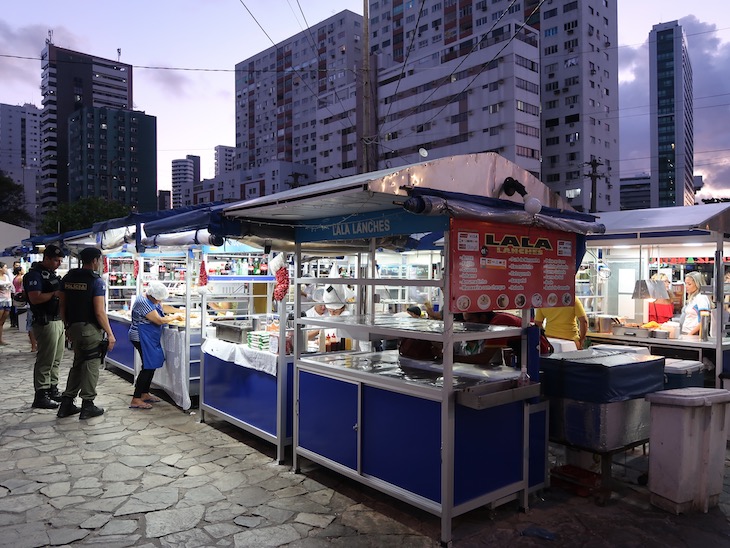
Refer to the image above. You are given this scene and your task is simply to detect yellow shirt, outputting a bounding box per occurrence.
[535,300,587,342]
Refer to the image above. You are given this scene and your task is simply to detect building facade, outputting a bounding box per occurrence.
[40,43,134,216]
[171,155,200,208]
[234,10,364,194]
[537,0,620,212]
[649,21,694,207]
[67,107,157,212]
[0,103,41,228]
[214,145,236,177]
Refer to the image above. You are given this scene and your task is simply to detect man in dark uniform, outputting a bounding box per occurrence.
[23,245,65,409]
[57,247,116,419]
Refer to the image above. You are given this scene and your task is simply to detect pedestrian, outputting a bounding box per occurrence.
[0,262,12,344]
[23,246,66,409]
[128,281,176,409]
[12,265,36,351]
[57,247,116,419]
[535,300,589,350]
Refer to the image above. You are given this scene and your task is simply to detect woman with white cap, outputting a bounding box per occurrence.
[128,281,180,409]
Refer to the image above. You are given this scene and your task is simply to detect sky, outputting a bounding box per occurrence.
[2,1,730,200]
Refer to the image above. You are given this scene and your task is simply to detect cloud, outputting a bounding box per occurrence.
[619,16,730,194]
[0,20,80,92]
[137,63,197,99]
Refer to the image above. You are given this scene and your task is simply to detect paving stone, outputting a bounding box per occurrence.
[179,484,226,506]
[254,504,296,524]
[102,482,139,498]
[233,524,302,547]
[204,522,245,539]
[47,526,90,545]
[99,518,138,535]
[159,527,214,547]
[0,493,45,513]
[102,462,144,481]
[0,521,50,548]
[118,455,160,467]
[229,485,273,507]
[204,501,248,523]
[80,513,113,529]
[114,486,179,516]
[296,512,336,528]
[145,504,205,538]
[233,515,264,528]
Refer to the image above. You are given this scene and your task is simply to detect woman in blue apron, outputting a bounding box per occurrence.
[128,281,177,409]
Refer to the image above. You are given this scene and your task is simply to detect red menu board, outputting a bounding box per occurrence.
[449,219,576,312]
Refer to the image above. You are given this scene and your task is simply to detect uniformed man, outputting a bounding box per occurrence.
[23,245,66,409]
[57,247,116,420]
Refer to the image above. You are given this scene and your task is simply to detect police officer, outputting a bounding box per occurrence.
[57,247,116,419]
[23,245,66,409]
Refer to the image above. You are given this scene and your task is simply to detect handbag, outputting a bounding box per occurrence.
[12,291,27,308]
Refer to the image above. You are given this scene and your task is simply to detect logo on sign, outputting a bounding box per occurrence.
[483,233,553,255]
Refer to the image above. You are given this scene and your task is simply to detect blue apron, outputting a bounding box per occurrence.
[138,315,165,370]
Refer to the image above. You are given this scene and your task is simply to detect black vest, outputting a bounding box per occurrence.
[62,268,101,326]
[24,263,62,320]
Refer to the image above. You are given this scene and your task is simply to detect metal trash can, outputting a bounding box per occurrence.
[645,388,730,513]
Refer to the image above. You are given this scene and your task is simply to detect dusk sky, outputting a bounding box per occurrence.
[2,1,730,200]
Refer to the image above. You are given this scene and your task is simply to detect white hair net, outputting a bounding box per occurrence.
[147,281,169,301]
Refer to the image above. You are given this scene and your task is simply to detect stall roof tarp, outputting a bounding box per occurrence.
[142,203,242,238]
[92,202,222,233]
[219,153,601,252]
[593,203,730,236]
[223,153,580,223]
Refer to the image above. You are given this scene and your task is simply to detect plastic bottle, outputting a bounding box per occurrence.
[325,334,332,352]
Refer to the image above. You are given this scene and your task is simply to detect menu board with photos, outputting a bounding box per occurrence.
[449,219,576,313]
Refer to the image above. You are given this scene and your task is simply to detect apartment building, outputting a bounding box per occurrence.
[649,21,694,207]
[0,102,41,227]
[40,43,134,215]
[67,106,158,212]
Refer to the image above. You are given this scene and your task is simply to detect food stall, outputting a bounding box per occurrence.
[583,204,730,388]
[221,153,603,545]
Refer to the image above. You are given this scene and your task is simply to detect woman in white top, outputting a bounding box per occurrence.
[0,262,13,345]
[680,271,712,335]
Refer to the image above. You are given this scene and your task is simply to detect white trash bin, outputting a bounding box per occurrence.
[645,387,730,514]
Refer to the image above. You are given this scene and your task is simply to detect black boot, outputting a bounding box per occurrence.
[32,389,59,409]
[57,396,81,418]
[48,385,63,403]
[79,400,104,420]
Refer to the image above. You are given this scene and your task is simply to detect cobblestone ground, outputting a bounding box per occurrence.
[0,326,729,547]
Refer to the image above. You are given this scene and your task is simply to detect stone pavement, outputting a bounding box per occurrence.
[1,326,730,547]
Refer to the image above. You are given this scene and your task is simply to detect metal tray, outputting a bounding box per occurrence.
[612,326,649,337]
[211,319,253,343]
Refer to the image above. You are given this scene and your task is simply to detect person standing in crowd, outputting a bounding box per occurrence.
[57,247,115,419]
[0,262,12,345]
[680,271,712,335]
[12,265,36,351]
[23,245,66,409]
[128,281,177,410]
[535,300,588,350]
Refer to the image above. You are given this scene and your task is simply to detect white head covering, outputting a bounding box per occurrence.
[323,285,345,310]
[147,281,169,301]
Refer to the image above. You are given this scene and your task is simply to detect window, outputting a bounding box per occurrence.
[544,27,558,37]
[564,1,578,13]
[544,8,557,19]
[544,44,558,55]
[546,136,560,146]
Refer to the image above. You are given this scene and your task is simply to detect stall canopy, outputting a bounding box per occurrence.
[221,153,604,253]
[590,203,730,244]
[141,203,243,240]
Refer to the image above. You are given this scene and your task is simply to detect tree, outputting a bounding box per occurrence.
[0,170,32,226]
[40,196,132,234]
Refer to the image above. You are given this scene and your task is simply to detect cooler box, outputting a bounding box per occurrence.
[540,348,665,403]
[663,359,704,389]
[590,344,650,355]
[646,388,730,513]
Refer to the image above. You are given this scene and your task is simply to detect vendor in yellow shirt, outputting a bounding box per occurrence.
[535,300,588,350]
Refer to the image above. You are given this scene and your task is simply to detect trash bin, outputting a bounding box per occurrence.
[645,387,730,514]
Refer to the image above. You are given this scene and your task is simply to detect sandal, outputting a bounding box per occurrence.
[129,403,153,409]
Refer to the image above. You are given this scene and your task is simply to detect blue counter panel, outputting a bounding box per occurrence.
[454,401,524,505]
[361,386,441,502]
[298,371,358,470]
[528,408,547,489]
[108,318,135,371]
[203,354,293,437]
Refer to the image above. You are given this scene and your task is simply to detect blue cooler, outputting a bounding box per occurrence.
[663,359,704,389]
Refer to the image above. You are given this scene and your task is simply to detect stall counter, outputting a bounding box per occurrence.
[200,338,293,464]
